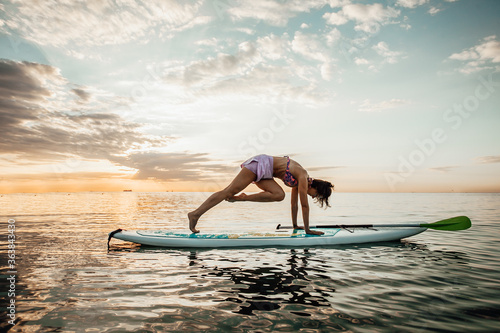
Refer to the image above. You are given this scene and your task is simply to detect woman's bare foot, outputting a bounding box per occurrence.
[188,211,200,233]
[226,193,248,202]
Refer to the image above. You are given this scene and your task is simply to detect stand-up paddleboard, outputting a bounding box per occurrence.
[108,227,427,248]
[108,216,470,249]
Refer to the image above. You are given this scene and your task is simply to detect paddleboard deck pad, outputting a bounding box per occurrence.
[109,227,426,248]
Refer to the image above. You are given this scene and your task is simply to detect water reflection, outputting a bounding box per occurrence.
[181,241,471,322]
[194,249,334,316]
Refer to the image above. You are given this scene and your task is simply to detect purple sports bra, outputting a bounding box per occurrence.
[283,156,312,188]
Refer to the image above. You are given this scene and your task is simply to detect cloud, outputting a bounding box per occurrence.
[449,35,500,74]
[476,155,500,164]
[71,88,92,103]
[227,0,326,27]
[327,0,352,7]
[354,57,370,65]
[353,57,377,71]
[161,37,332,105]
[428,7,442,15]
[320,62,337,81]
[194,38,219,48]
[0,59,242,182]
[262,31,338,82]
[325,27,342,46]
[396,0,428,8]
[0,59,57,104]
[307,166,344,172]
[358,98,410,112]
[2,171,129,181]
[349,42,404,71]
[429,166,457,173]
[396,0,457,17]
[323,3,400,33]
[372,41,405,64]
[111,152,235,181]
[0,0,210,49]
[236,27,256,35]
[196,63,329,105]
[172,41,260,87]
[292,31,329,62]
[0,59,170,167]
[257,33,290,60]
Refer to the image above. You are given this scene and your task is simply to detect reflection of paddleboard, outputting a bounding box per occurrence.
[108,227,426,248]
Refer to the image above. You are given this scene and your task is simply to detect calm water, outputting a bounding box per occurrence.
[1,192,499,332]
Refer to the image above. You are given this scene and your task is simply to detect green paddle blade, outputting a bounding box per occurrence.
[420,216,471,231]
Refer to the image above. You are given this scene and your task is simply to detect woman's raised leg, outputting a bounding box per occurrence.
[188,167,256,233]
[228,179,285,202]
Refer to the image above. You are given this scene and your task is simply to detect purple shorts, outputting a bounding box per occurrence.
[241,154,274,182]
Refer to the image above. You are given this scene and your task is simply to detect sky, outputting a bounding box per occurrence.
[0,0,499,193]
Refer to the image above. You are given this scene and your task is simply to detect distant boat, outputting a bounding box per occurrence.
[123,190,132,192]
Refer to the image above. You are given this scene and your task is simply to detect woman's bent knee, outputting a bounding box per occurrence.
[273,191,285,202]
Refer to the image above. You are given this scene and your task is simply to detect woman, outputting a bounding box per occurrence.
[188,154,334,235]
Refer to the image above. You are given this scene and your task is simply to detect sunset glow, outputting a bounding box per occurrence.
[1,0,499,193]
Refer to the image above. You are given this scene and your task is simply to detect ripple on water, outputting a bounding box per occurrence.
[1,192,500,332]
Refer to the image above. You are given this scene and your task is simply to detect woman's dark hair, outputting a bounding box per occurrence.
[311,179,334,208]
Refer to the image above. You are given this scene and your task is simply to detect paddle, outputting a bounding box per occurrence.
[276,216,471,231]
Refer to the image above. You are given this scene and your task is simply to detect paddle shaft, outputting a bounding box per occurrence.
[276,216,471,231]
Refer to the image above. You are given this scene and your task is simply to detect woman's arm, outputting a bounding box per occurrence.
[291,186,299,228]
[298,174,324,236]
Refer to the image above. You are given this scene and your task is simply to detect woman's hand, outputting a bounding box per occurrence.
[305,229,324,236]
